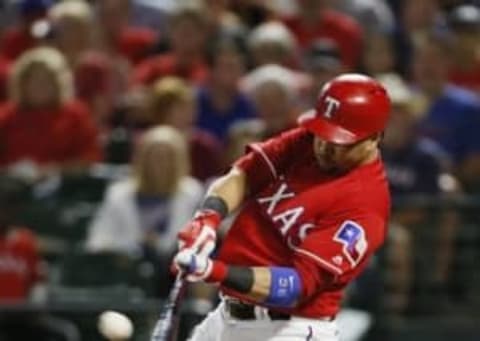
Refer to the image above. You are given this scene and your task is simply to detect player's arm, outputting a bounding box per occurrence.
[176,166,248,254]
[222,266,303,308]
[205,166,248,215]
[173,249,303,308]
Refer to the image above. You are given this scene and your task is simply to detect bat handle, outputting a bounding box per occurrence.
[150,273,186,341]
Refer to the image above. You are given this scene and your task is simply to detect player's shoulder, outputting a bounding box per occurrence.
[326,164,390,225]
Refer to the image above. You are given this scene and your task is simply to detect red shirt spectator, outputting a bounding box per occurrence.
[0,227,41,301]
[117,27,157,65]
[74,52,115,126]
[0,0,53,60]
[0,27,37,61]
[0,100,101,167]
[449,65,480,94]
[132,53,209,86]
[131,4,209,86]
[95,0,157,66]
[282,9,363,69]
[0,47,102,169]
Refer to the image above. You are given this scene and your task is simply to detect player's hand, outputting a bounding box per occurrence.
[177,209,221,255]
[173,248,213,282]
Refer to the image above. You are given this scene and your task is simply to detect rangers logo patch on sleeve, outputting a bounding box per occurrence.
[333,220,368,267]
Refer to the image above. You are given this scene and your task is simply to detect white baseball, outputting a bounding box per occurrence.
[98,310,134,340]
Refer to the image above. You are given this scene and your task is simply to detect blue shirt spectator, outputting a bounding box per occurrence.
[383,138,450,196]
[196,87,257,143]
[417,85,480,164]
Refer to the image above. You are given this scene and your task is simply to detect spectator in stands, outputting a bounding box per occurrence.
[362,31,396,77]
[392,0,446,76]
[229,0,275,29]
[49,0,94,67]
[412,33,480,191]
[223,119,265,166]
[0,176,43,301]
[447,4,480,94]
[247,21,298,68]
[379,73,461,314]
[203,0,245,38]
[49,0,114,128]
[131,4,209,86]
[242,64,300,138]
[303,38,344,107]
[148,77,223,181]
[281,0,363,70]
[196,34,257,143]
[86,126,203,257]
[0,0,53,61]
[381,73,453,196]
[95,0,157,66]
[246,21,311,107]
[335,0,395,33]
[0,47,101,178]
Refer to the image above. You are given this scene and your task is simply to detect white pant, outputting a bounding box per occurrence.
[188,301,340,341]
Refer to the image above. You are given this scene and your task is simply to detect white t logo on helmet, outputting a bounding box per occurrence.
[324,96,341,118]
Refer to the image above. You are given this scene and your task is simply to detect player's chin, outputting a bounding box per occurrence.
[315,156,351,175]
[316,158,339,173]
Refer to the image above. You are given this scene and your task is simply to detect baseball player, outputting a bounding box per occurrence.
[173,74,391,341]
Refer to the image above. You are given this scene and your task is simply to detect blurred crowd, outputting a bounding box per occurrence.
[1,0,480,340]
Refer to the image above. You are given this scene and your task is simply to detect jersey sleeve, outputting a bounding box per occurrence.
[233,128,310,195]
[292,214,385,299]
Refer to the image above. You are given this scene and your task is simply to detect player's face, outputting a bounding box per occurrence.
[313,135,379,173]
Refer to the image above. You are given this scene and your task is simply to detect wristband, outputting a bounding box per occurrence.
[201,196,229,219]
[206,260,228,283]
[264,267,302,307]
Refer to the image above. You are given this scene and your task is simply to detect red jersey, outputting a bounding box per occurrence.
[0,228,41,301]
[0,101,102,166]
[217,128,390,317]
[282,9,363,70]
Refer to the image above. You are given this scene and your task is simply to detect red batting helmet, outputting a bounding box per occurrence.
[298,73,390,145]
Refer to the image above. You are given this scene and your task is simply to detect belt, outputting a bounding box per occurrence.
[224,299,335,321]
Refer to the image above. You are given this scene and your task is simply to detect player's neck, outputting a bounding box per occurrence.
[359,148,379,167]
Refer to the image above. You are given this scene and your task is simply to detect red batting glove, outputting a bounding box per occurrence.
[177,209,222,255]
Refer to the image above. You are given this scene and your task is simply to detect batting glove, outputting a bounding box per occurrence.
[173,248,227,283]
[177,209,221,255]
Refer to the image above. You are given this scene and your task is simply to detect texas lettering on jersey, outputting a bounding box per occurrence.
[256,179,368,268]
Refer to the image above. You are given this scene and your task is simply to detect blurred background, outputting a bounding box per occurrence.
[0,0,479,340]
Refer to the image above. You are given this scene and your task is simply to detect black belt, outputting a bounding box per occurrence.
[224,299,336,321]
[225,300,291,320]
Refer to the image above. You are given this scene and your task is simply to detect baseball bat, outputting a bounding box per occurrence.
[150,273,187,341]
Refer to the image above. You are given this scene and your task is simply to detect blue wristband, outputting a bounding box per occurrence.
[265,267,302,307]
